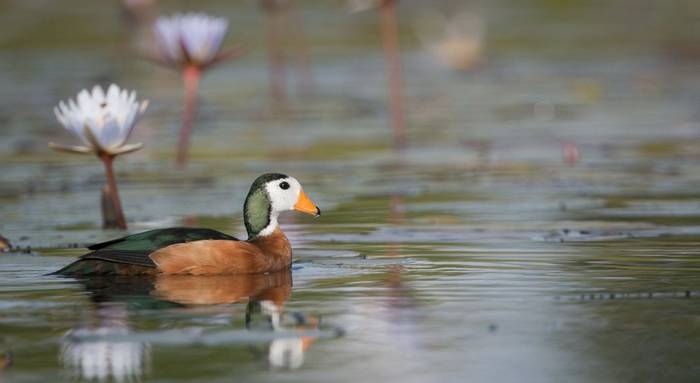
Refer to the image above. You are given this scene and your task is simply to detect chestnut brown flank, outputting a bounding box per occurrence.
[151,228,292,275]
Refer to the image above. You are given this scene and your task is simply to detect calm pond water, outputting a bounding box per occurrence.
[1,1,700,382]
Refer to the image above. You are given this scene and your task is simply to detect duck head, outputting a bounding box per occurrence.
[244,173,320,239]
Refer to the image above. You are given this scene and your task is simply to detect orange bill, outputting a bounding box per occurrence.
[294,189,321,217]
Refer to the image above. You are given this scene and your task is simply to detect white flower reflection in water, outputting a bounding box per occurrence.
[268,337,305,370]
[60,306,150,382]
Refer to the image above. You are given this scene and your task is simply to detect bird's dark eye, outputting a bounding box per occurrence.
[279,181,290,190]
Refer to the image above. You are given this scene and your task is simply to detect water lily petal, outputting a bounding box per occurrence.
[82,124,104,152]
[48,142,93,154]
[76,89,94,116]
[107,84,120,103]
[111,142,143,155]
[108,85,128,135]
[182,14,227,64]
[54,105,67,126]
[97,118,124,149]
[92,85,106,104]
[63,99,90,145]
[154,16,184,64]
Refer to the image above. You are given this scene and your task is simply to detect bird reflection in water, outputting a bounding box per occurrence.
[60,270,318,381]
[246,299,320,369]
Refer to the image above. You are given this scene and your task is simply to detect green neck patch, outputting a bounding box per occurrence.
[244,188,272,239]
[243,173,289,239]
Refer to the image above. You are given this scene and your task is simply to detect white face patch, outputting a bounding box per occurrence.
[258,177,302,237]
[264,177,302,214]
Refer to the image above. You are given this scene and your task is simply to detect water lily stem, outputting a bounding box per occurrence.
[176,65,201,169]
[100,154,127,230]
[380,0,407,149]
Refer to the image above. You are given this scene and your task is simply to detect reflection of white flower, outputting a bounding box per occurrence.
[269,338,305,370]
[51,84,148,156]
[154,13,229,67]
[61,327,149,383]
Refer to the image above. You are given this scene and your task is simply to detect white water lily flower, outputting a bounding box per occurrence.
[51,84,148,156]
[154,13,229,67]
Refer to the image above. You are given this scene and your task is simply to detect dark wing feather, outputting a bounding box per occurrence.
[54,227,239,276]
[87,227,238,251]
[81,249,158,267]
